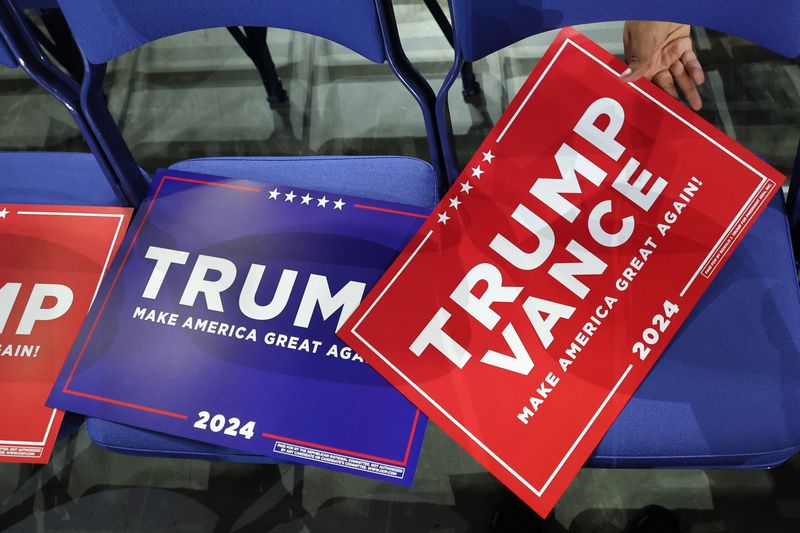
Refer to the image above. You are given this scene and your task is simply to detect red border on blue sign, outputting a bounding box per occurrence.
[62,175,423,466]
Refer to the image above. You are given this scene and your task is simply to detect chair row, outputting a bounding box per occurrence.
[2,0,800,476]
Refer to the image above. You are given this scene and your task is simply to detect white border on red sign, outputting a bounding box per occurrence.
[0,210,126,448]
[351,38,775,498]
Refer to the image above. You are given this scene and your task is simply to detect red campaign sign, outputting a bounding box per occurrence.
[339,28,784,517]
[0,204,131,463]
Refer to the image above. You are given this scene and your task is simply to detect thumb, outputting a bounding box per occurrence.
[621,60,647,82]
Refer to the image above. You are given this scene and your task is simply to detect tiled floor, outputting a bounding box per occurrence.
[2,2,800,532]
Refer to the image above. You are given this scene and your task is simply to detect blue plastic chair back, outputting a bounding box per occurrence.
[451,0,800,62]
[437,0,800,180]
[55,0,386,64]
[47,0,445,197]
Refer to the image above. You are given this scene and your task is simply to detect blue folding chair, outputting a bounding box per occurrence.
[436,1,800,470]
[1,3,285,463]
[6,0,443,461]
[0,2,134,205]
[43,0,445,201]
[437,1,800,182]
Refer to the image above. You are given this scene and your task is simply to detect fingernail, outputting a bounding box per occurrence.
[621,68,632,78]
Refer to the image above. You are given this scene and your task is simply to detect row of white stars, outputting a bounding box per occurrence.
[268,188,345,210]
[438,149,495,225]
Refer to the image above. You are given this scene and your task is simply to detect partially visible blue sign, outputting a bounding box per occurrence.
[48,169,429,484]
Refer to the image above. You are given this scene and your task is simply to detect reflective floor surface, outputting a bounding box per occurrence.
[2,1,800,531]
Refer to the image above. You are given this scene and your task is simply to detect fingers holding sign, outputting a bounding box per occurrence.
[621,21,706,111]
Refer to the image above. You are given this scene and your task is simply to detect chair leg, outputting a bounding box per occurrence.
[436,55,465,184]
[0,1,136,206]
[81,63,149,206]
[227,26,288,107]
[459,61,481,99]
[37,8,83,83]
[786,137,800,260]
[18,10,82,83]
[421,0,481,100]
[376,0,448,196]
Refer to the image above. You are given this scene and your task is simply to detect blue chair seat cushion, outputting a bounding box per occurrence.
[84,155,437,460]
[86,418,278,463]
[591,192,800,467]
[0,151,122,206]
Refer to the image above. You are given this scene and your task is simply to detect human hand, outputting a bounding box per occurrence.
[621,21,705,110]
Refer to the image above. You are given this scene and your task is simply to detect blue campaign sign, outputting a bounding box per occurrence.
[48,169,429,484]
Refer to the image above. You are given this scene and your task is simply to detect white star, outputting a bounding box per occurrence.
[449,196,461,209]
[482,150,495,164]
[317,196,329,208]
[0,208,8,219]
[268,188,280,199]
[460,181,473,194]
[284,191,296,202]
[471,166,484,179]
[300,193,313,205]
[437,211,450,225]
[333,198,346,210]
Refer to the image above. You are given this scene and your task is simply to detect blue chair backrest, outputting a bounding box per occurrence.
[55,0,386,64]
[451,0,800,61]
